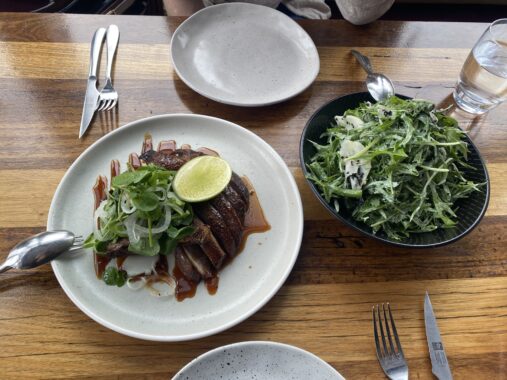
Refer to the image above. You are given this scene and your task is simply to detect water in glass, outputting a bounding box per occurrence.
[454,19,507,114]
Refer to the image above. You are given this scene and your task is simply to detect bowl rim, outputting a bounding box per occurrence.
[299,91,491,248]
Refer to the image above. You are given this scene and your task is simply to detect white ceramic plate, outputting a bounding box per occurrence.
[170,3,320,106]
[48,114,303,341]
[173,341,345,380]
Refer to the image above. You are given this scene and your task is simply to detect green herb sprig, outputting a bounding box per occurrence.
[84,164,194,257]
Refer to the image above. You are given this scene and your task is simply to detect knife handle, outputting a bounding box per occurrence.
[105,25,120,82]
[89,27,107,77]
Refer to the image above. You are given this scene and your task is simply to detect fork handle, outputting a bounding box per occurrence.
[105,25,120,82]
[351,50,374,75]
[89,27,106,77]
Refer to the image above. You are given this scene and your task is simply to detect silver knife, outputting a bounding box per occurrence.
[425,292,453,380]
[79,27,107,139]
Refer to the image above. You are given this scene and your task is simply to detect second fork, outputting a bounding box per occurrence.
[373,303,409,380]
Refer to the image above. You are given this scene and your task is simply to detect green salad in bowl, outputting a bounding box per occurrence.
[301,93,489,247]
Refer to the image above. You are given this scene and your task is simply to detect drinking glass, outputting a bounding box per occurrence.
[454,18,507,114]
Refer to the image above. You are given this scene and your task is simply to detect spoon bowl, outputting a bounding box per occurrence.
[351,50,395,101]
[366,73,395,101]
[0,230,81,273]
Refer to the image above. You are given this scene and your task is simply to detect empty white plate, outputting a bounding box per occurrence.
[171,3,320,106]
[173,341,345,380]
[47,114,303,341]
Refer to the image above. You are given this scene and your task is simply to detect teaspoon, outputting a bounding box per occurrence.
[0,230,83,274]
[351,50,395,101]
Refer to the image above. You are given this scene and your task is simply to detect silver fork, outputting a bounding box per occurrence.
[373,303,409,380]
[98,24,120,111]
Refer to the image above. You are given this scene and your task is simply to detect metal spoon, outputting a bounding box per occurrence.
[0,231,83,274]
[351,50,395,101]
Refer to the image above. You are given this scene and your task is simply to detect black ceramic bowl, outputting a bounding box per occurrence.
[300,92,490,248]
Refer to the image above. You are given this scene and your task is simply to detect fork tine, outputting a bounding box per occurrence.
[388,303,405,358]
[106,97,117,111]
[383,303,397,355]
[97,99,106,111]
[372,305,383,358]
[378,303,390,357]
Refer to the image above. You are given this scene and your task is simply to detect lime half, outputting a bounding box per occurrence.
[173,156,232,202]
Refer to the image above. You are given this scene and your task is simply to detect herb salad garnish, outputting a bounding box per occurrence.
[84,164,194,258]
[306,96,482,240]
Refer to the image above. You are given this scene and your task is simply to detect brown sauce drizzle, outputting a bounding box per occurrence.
[173,266,197,301]
[95,254,111,278]
[205,276,219,295]
[92,175,110,278]
[116,256,127,270]
[172,273,219,301]
[110,159,120,178]
[92,175,108,211]
[154,254,168,273]
[238,176,271,253]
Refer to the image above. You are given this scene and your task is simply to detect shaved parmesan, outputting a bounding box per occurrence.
[340,139,372,189]
[335,115,365,130]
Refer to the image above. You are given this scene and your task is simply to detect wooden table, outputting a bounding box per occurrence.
[0,13,506,380]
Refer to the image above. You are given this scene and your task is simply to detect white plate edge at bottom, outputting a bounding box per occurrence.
[172,341,345,380]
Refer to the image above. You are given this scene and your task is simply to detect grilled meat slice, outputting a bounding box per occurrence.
[211,194,243,246]
[139,149,203,170]
[182,245,215,279]
[230,173,250,208]
[194,203,236,257]
[175,246,201,283]
[180,217,227,269]
[223,185,247,221]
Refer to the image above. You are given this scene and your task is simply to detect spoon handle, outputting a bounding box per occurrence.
[351,50,374,75]
[0,264,12,274]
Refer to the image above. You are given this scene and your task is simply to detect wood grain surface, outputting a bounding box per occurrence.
[0,13,506,380]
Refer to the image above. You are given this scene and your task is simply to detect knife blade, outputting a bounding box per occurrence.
[425,292,453,380]
[79,27,107,139]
